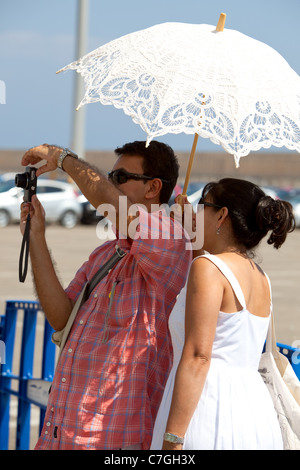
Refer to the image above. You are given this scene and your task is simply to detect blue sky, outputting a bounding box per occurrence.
[1,0,300,153]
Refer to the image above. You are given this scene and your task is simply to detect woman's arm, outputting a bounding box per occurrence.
[162,257,224,450]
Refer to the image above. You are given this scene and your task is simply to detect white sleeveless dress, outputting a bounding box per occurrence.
[151,254,283,450]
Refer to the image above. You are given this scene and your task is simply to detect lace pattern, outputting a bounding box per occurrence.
[58,23,300,166]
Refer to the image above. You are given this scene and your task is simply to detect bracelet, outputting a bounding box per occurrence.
[57,147,78,171]
[163,432,184,445]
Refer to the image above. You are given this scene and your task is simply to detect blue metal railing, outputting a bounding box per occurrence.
[0,299,299,450]
[0,300,55,450]
[277,342,300,379]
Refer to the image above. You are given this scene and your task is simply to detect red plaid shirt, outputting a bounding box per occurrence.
[35,207,191,449]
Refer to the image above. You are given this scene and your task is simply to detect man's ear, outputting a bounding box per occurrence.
[144,178,163,201]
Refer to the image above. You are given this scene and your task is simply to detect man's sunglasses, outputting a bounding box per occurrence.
[198,197,223,210]
[108,169,170,185]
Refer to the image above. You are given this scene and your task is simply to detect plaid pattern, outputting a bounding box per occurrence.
[35,208,191,450]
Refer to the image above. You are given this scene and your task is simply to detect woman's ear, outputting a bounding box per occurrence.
[219,206,229,220]
[216,206,229,230]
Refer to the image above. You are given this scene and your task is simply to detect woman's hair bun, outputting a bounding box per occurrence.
[201,178,296,253]
[256,196,295,249]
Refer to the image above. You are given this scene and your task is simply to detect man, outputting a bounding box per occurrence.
[20,141,191,450]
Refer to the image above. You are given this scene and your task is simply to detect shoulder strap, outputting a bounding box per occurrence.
[264,272,273,311]
[53,244,126,356]
[84,244,126,300]
[198,254,247,310]
[263,273,278,355]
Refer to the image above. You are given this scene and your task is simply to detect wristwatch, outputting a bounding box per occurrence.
[57,147,78,171]
[163,432,184,445]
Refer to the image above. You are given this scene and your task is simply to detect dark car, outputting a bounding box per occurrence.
[77,193,104,224]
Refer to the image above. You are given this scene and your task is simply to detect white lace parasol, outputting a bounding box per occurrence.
[57,19,300,168]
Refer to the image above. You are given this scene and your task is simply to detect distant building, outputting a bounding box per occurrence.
[1,148,300,187]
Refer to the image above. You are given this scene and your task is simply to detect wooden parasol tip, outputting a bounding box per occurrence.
[216,13,226,32]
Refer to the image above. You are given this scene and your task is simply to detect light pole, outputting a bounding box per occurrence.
[71,0,89,159]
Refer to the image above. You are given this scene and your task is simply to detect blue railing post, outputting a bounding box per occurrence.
[0,302,18,450]
[278,342,300,380]
[0,300,55,450]
[39,315,55,434]
[42,318,56,382]
[16,303,38,450]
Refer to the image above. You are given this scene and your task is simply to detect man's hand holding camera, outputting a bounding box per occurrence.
[17,164,47,282]
[20,196,46,237]
[21,144,62,176]
[16,147,75,317]
[16,166,45,238]
[18,143,64,239]
[18,144,73,244]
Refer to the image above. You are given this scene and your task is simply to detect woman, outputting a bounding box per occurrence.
[151,178,295,450]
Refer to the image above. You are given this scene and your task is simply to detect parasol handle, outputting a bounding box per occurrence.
[182,133,199,196]
[182,13,226,196]
[216,13,226,32]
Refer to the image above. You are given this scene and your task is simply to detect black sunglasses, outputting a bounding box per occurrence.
[108,168,170,185]
[198,197,223,210]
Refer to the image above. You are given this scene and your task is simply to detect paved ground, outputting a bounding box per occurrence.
[1,222,299,344]
[1,222,299,449]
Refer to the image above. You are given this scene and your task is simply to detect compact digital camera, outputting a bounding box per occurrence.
[15,166,37,202]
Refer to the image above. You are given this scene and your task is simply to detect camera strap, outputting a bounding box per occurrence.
[19,213,31,282]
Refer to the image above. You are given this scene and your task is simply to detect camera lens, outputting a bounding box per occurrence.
[15,173,29,189]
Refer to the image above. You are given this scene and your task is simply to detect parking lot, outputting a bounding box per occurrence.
[1,222,299,346]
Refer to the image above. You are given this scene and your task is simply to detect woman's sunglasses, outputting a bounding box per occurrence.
[198,197,223,210]
[108,168,170,185]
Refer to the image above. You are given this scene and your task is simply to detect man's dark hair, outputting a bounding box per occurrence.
[114,140,179,204]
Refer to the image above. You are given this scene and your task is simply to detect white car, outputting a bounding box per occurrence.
[0,175,82,228]
[287,195,300,228]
